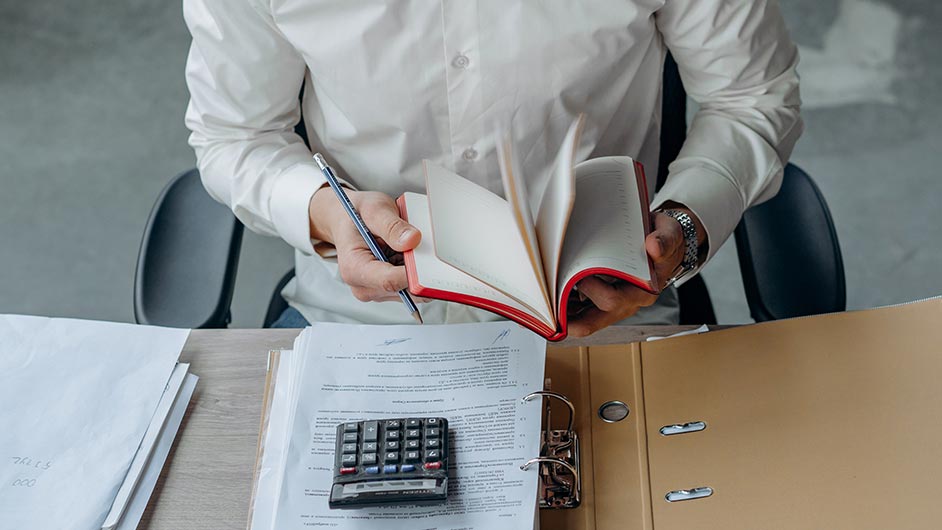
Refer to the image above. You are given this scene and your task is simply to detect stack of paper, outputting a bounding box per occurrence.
[250,321,547,530]
[0,315,196,530]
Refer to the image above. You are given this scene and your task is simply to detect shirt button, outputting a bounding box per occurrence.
[452,54,470,69]
[462,148,478,161]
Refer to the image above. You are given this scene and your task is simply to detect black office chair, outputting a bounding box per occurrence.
[134,168,243,328]
[134,56,845,328]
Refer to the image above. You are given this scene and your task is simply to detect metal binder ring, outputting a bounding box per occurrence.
[522,391,575,433]
[520,457,582,504]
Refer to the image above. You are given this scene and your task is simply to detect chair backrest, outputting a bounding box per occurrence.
[658,53,845,323]
[734,164,846,321]
[658,53,687,191]
[263,269,296,328]
[134,168,243,328]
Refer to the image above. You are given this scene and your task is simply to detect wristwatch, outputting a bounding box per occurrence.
[659,209,700,287]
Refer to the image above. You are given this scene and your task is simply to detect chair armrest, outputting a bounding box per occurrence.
[734,163,846,322]
[134,168,243,328]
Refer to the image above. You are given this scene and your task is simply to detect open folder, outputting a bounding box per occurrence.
[251,297,942,529]
[539,296,942,530]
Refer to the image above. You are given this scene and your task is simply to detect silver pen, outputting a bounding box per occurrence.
[313,153,423,324]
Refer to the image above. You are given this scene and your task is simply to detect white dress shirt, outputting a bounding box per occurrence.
[183,0,802,326]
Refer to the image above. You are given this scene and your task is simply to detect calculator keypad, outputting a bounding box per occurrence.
[334,418,447,476]
[329,418,448,508]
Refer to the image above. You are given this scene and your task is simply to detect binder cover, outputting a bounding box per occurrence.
[543,297,942,530]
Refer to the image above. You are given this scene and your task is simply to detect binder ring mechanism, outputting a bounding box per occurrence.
[519,391,581,509]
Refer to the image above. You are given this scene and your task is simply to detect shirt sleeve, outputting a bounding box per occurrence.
[183,0,335,254]
[652,0,804,274]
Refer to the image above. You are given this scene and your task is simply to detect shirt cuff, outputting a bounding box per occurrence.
[650,166,744,281]
[269,163,326,255]
[270,161,358,255]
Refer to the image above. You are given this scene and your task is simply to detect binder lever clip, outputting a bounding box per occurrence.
[520,391,581,509]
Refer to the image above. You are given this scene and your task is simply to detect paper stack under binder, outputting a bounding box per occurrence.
[248,321,548,530]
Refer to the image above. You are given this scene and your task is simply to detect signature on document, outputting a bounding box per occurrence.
[492,329,511,344]
[378,338,412,346]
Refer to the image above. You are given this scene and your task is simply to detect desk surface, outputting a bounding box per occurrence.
[138,325,704,530]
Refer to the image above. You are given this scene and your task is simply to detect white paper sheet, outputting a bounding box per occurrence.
[645,324,711,341]
[114,372,198,530]
[103,363,190,529]
[0,315,189,530]
[249,350,300,530]
[256,322,546,530]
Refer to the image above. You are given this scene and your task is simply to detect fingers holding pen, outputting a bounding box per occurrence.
[313,187,423,304]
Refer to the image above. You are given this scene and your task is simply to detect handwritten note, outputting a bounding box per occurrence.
[9,457,52,471]
[5,456,52,490]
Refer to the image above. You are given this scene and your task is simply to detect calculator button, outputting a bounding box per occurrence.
[340,466,357,475]
[385,441,400,451]
[385,430,400,441]
[363,421,379,442]
[341,454,357,466]
[423,462,441,470]
[405,451,420,462]
[405,440,420,450]
[343,423,359,433]
[365,466,380,474]
[342,443,357,454]
[342,432,358,443]
[426,428,441,438]
[385,420,401,429]
[406,429,421,439]
[401,464,416,472]
[425,439,440,449]
[362,453,377,465]
[384,452,399,462]
[383,464,398,473]
[426,418,440,426]
[424,450,440,462]
[363,442,377,452]
[406,419,421,428]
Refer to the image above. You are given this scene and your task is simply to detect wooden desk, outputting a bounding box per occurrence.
[138,325,705,530]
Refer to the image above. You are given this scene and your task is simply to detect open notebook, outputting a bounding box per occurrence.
[398,116,658,340]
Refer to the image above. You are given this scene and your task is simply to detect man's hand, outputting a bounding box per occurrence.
[566,208,704,338]
[308,187,421,302]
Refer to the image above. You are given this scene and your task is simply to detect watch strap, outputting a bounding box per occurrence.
[660,209,699,285]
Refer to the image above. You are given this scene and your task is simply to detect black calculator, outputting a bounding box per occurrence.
[328,418,449,509]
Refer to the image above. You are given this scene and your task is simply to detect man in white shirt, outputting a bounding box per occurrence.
[184,0,802,335]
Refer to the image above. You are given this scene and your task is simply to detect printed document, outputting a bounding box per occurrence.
[252,321,547,530]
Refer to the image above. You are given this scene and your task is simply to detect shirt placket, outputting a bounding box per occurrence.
[440,1,497,193]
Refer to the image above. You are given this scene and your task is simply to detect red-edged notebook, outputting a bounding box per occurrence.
[397,117,658,341]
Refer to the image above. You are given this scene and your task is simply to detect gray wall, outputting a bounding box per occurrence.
[0,0,294,326]
[1,0,939,327]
